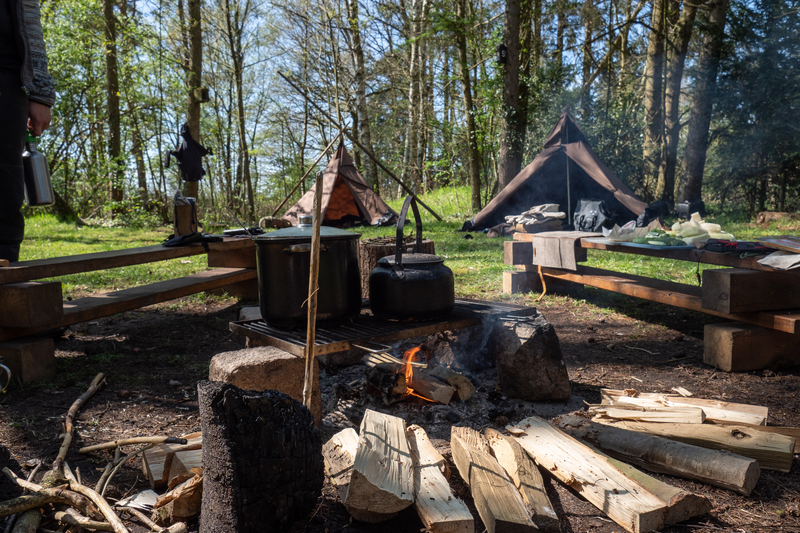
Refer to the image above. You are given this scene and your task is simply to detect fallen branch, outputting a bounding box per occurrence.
[52,510,114,531]
[80,437,188,454]
[0,486,96,519]
[9,509,40,533]
[123,507,188,533]
[2,468,101,520]
[68,482,129,533]
[2,462,42,533]
[50,373,106,479]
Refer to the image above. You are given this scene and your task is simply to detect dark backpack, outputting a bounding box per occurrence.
[637,200,671,227]
[676,199,706,220]
[573,199,615,232]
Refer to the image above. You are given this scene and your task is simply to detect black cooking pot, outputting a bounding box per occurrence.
[255,216,361,329]
[369,196,454,321]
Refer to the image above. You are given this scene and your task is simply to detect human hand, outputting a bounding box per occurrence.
[28,101,52,136]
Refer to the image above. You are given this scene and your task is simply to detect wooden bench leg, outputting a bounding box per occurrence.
[207,247,259,300]
[502,270,573,295]
[0,337,55,384]
[0,281,63,328]
[704,322,800,372]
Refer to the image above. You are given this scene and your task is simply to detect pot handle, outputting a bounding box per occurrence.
[394,196,424,270]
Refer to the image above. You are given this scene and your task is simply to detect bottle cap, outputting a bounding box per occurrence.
[25,130,38,143]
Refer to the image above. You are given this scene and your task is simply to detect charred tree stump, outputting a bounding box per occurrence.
[360,238,434,298]
[198,381,323,533]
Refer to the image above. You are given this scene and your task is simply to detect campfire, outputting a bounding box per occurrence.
[363,344,476,405]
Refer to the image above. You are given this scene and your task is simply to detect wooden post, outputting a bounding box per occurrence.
[704,322,800,372]
[303,171,324,410]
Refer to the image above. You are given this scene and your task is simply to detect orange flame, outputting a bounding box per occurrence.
[400,345,434,402]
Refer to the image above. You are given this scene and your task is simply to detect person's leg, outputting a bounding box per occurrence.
[0,67,28,262]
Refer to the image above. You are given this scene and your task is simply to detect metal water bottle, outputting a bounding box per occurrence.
[22,131,55,207]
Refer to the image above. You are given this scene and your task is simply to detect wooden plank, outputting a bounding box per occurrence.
[579,238,773,271]
[602,456,712,525]
[407,425,474,533]
[142,432,202,489]
[450,427,537,533]
[508,416,667,533]
[346,409,415,521]
[322,428,359,503]
[702,268,800,313]
[591,418,795,472]
[704,322,800,372]
[589,405,706,424]
[167,449,202,488]
[0,238,254,285]
[484,429,560,532]
[0,281,63,328]
[559,415,760,496]
[0,268,256,343]
[600,389,768,426]
[716,424,800,454]
[540,265,800,334]
[504,241,533,266]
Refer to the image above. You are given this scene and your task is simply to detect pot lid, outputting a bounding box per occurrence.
[377,253,444,266]
[255,216,360,241]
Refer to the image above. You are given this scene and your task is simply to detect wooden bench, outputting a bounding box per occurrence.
[503,232,800,372]
[0,238,258,382]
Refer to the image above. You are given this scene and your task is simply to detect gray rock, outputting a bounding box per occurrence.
[209,346,322,424]
[495,316,571,401]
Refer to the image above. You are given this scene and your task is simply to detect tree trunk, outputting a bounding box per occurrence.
[104,0,122,206]
[454,0,482,212]
[346,0,378,190]
[497,0,523,189]
[198,381,323,533]
[677,0,729,203]
[225,0,255,220]
[655,0,700,204]
[580,0,594,119]
[184,0,202,201]
[642,0,667,197]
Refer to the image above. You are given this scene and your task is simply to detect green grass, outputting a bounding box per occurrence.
[18,189,798,300]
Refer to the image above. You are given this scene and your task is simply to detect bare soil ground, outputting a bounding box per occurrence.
[1,285,798,533]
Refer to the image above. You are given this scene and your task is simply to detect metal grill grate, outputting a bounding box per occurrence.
[229,299,536,356]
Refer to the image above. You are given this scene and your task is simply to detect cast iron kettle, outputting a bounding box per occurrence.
[369,196,454,321]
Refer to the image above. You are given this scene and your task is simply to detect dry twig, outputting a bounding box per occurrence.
[51,373,106,479]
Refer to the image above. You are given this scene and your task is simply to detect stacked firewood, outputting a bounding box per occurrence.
[323,389,798,533]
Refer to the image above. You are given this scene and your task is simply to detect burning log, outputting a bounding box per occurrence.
[484,429,560,532]
[559,415,760,496]
[365,363,408,403]
[508,416,668,533]
[450,427,536,533]
[362,349,469,404]
[345,410,415,522]
[407,425,474,533]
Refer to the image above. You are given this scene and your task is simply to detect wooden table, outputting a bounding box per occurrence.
[0,238,258,382]
[503,232,800,372]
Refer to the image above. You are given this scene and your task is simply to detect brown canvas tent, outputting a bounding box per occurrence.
[282,142,398,227]
[464,111,647,231]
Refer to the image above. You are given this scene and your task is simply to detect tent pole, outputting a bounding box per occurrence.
[271,129,345,217]
[279,72,443,222]
[566,126,571,226]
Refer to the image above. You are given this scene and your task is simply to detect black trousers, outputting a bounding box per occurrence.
[0,67,28,262]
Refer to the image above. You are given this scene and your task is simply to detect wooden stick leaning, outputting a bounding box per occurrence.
[80,437,187,454]
[302,171,324,409]
[271,130,345,217]
[278,71,442,222]
[51,373,105,477]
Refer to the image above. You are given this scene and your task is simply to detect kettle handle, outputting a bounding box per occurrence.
[394,196,424,270]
